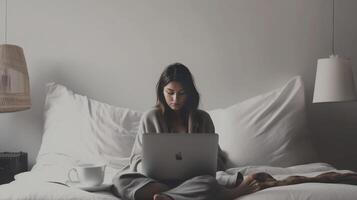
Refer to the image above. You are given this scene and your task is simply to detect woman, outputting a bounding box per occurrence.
[112,63,357,200]
[112,63,260,200]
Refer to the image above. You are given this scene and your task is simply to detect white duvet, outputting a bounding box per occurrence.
[1,162,357,200]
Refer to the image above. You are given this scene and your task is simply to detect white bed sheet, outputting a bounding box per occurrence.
[0,180,120,200]
[1,163,356,200]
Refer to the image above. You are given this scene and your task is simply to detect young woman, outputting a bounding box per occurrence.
[112,63,357,200]
[112,63,261,200]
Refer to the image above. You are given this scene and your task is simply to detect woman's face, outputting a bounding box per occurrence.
[163,81,187,111]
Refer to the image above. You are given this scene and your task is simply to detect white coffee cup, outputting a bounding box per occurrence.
[68,163,106,186]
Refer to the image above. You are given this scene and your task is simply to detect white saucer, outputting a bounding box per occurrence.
[66,181,112,192]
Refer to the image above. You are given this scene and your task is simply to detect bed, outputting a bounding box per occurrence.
[1,76,357,200]
[1,163,357,200]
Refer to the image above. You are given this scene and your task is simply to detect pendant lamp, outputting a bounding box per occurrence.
[0,0,31,112]
[313,0,357,103]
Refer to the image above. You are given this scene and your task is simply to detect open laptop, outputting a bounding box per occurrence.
[142,133,218,182]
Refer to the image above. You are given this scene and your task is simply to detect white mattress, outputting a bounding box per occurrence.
[1,163,356,200]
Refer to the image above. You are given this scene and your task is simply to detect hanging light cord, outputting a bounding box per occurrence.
[4,0,7,44]
[332,0,335,55]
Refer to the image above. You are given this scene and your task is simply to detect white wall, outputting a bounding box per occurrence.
[0,0,357,170]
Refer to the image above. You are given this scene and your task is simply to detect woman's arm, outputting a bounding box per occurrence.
[129,109,161,172]
[129,119,145,172]
[203,110,227,171]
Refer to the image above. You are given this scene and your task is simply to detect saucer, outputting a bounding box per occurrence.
[66,181,112,192]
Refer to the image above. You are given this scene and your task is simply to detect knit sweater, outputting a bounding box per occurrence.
[128,108,227,173]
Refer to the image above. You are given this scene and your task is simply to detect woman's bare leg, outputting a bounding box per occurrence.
[135,182,171,200]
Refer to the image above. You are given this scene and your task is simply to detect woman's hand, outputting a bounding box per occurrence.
[229,175,262,197]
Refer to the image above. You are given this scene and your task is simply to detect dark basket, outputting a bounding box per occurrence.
[0,152,28,184]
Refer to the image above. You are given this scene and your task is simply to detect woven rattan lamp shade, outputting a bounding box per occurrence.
[0,44,31,112]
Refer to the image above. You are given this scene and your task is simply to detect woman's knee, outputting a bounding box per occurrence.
[114,174,134,187]
[112,176,126,196]
[112,174,139,198]
[192,175,216,180]
[190,175,219,187]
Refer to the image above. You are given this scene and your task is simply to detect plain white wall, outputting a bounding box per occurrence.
[0,0,357,170]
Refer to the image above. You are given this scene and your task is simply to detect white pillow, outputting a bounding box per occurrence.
[209,76,316,168]
[35,83,142,181]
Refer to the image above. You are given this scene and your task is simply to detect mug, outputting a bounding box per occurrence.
[68,163,106,186]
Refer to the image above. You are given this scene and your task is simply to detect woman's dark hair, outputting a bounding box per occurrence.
[155,63,200,125]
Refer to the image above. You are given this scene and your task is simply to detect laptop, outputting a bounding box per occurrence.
[142,133,218,182]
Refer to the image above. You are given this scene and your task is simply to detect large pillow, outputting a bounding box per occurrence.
[209,76,316,168]
[33,83,142,183]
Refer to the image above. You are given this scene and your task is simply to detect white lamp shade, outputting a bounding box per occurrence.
[0,44,31,112]
[313,55,357,103]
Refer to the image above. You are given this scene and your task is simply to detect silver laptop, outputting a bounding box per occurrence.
[142,133,218,182]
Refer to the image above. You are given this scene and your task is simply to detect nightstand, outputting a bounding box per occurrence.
[0,152,28,184]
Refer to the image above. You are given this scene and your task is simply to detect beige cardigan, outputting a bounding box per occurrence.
[128,108,227,173]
